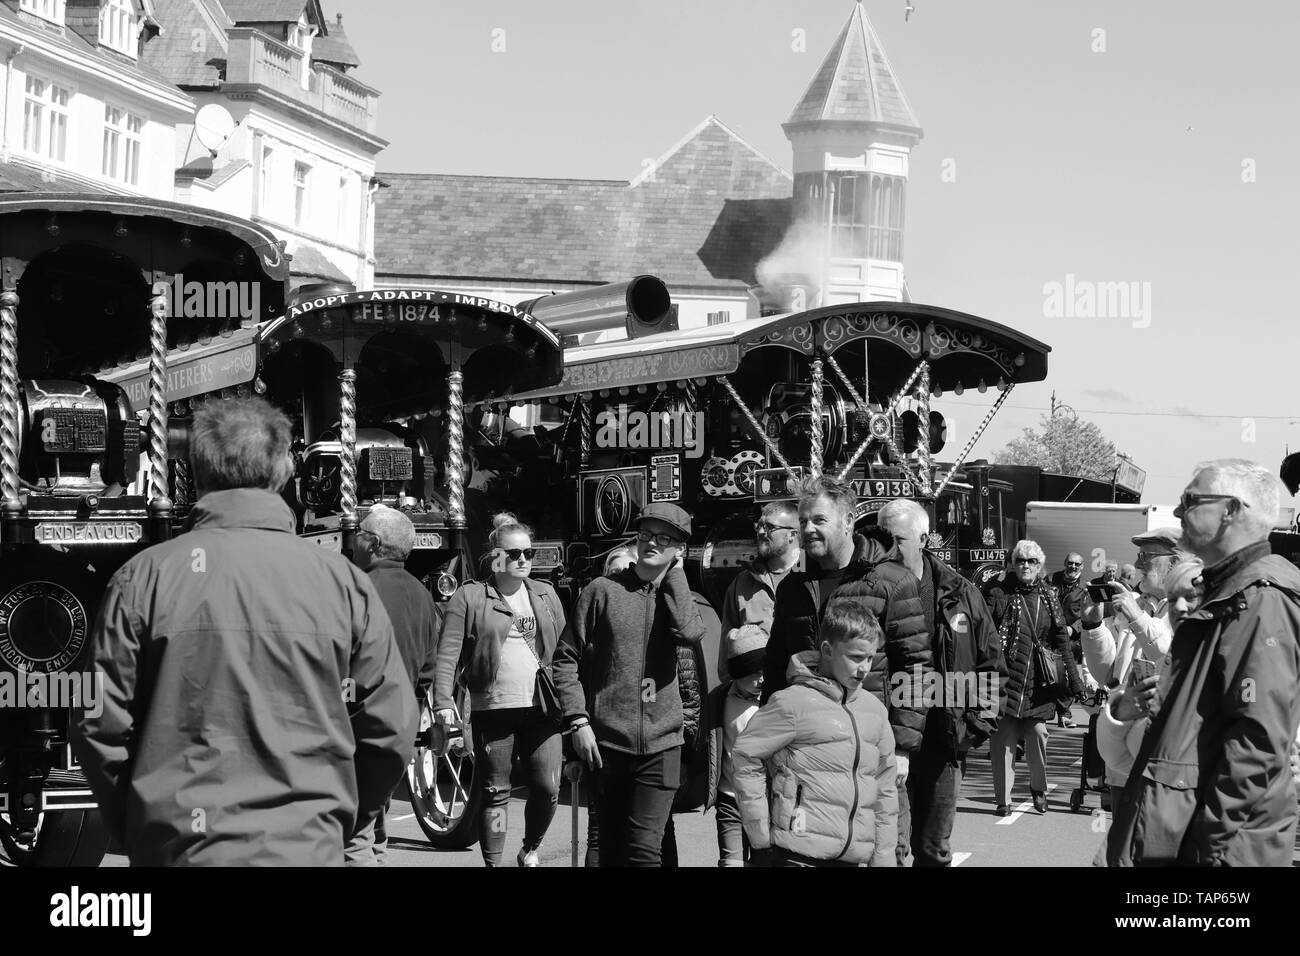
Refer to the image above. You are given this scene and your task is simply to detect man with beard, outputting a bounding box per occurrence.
[1050,553,1088,728]
[762,476,929,863]
[1109,459,1300,866]
[877,499,1003,866]
[716,500,803,680]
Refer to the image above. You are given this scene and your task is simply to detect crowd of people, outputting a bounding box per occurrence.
[71,398,1300,867]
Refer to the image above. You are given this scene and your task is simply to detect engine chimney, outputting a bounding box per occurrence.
[517,275,676,342]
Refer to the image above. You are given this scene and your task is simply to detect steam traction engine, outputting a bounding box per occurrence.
[508,301,1053,615]
[0,193,287,866]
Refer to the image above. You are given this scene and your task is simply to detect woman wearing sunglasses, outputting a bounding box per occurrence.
[433,512,567,866]
[984,539,1085,815]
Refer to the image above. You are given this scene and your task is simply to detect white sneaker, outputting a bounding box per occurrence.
[517,846,540,867]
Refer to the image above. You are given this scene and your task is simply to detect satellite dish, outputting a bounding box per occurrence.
[195,104,236,152]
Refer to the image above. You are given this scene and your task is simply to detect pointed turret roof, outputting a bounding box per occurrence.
[785,1,920,131]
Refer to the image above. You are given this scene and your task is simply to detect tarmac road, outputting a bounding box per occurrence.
[100,704,1300,868]
[99,705,1111,868]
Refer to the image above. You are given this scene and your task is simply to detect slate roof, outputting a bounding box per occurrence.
[142,0,229,88]
[288,242,350,283]
[786,0,920,130]
[220,0,311,23]
[312,13,358,68]
[375,117,793,290]
[0,3,186,92]
[0,159,118,194]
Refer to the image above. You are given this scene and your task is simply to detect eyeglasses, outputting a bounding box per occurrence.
[1064,561,1082,568]
[1135,553,1171,570]
[1177,492,1247,513]
[500,548,535,561]
[1014,557,1041,565]
[755,521,799,536]
[636,530,684,547]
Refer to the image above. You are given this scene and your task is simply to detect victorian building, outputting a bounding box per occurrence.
[0,0,193,197]
[143,0,385,290]
[374,0,923,333]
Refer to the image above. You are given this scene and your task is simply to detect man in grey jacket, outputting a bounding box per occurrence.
[75,398,415,866]
[554,502,706,866]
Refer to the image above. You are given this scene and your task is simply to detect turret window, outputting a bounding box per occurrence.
[823,171,906,262]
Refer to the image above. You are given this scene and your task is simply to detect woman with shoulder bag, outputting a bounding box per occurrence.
[984,539,1084,816]
[433,513,567,867]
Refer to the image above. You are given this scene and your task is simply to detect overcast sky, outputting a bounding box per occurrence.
[329,0,1300,509]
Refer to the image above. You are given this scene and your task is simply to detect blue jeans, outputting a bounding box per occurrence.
[472,706,561,867]
[714,791,748,867]
[906,748,964,867]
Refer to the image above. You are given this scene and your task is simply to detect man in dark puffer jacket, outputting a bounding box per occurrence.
[762,476,930,864]
[878,499,1005,867]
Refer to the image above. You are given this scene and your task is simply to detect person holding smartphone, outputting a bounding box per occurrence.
[1079,527,1182,814]
[1088,554,1204,865]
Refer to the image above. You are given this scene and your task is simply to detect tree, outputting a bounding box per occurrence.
[994,412,1120,481]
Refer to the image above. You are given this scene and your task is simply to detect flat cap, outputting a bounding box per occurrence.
[1132,525,1183,555]
[636,502,691,540]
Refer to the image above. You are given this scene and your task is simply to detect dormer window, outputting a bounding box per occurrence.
[99,0,138,57]
[287,14,315,52]
[20,0,66,25]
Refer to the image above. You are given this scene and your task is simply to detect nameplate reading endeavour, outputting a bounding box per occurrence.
[34,522,143,545]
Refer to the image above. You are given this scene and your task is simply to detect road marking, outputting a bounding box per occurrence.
[952,852,972,866]
[996,784,1059,825]
[393,813,415,821]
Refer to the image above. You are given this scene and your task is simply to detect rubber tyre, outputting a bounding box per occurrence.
[1,810,110,867]
[406,690,482,850]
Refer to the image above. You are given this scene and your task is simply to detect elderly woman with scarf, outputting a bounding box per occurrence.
[984,539,1084,815]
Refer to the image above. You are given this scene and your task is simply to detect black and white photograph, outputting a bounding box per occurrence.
[0,0,1296,935]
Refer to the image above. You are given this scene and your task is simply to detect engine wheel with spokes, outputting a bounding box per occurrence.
[407,685,481,849]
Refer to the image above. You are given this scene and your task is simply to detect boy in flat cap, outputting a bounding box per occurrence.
[553,503,707,866]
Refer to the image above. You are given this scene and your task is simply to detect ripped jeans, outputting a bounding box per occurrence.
[471,706,561,867]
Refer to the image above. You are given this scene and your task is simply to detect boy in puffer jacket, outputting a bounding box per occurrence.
[733,597,899,867]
